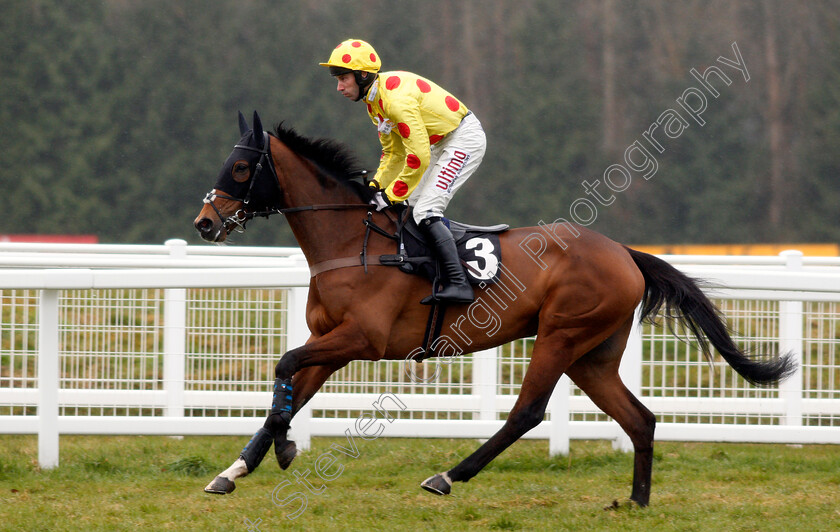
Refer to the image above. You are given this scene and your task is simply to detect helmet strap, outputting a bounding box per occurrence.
[354,71,376,101]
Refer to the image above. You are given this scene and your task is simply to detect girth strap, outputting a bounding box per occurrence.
[417,303,446,362]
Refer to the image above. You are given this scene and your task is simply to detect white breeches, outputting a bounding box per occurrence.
[410,112,486,225]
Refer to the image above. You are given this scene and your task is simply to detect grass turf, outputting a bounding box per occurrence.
[1,435,839,531]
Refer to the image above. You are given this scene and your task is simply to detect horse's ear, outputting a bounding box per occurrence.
[253,111,265,149]
[238,111,249,135]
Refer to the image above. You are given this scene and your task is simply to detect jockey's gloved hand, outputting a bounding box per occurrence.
[369,191,392,211]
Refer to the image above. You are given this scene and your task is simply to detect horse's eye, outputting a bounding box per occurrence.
[232,160,250,182]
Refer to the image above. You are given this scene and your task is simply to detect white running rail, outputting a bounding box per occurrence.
[1,241,839,468]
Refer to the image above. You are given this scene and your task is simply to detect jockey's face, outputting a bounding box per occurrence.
[335,72,359,101]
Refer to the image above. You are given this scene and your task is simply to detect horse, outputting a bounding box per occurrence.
[193,111,794,507]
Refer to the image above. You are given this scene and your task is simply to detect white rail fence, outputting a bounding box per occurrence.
[1,240,839,469]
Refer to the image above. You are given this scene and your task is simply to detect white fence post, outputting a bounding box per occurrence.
[38,289,60,469]
[549,374,570,456]
[163,239,187,419]
[473,347,498,422]
[779,250,804,427]
[286,285,311,451]
[615,306,643,452]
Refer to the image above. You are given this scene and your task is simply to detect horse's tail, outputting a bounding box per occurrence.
[625,247,796,386]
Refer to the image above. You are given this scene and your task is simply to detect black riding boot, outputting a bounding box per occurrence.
[420,217,474,304]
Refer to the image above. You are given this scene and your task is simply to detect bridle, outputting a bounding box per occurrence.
[202,132,371,235]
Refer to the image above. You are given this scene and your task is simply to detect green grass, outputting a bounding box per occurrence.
[1,435,839,531]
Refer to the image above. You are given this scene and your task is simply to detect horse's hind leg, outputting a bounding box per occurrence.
[565,317,656,507]
[204,364,341,494]
[421,333,573,495]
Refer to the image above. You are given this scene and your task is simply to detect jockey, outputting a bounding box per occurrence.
[320,38,486,304]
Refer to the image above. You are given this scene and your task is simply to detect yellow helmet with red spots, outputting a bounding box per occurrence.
[319,39,381,74]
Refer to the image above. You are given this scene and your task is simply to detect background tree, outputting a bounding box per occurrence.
[1,0,837,247]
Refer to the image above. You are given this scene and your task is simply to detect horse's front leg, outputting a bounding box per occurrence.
[204,320,375,495]
[266,357,353,471]
[266,320,376,466]
[203,363,344,495]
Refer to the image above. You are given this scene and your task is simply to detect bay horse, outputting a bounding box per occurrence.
[193,111,794,507]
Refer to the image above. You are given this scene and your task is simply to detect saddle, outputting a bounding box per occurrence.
[361,205,509,362]
[375,205,509,285]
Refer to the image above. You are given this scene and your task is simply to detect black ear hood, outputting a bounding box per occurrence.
[238,111,249,135]
[211,111,277,209]
[252,110,265,150]
[236,110,264,148]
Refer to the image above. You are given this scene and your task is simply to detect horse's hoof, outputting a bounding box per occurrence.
[275,440,297,470]
[204,475,235,495]
[420,472,452,495]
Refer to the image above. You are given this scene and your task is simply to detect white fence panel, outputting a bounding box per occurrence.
[1,243,840,469]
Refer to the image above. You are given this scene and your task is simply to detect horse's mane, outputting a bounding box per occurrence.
[272,123,374,202]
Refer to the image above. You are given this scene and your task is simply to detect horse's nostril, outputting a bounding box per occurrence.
[195,218,213,233]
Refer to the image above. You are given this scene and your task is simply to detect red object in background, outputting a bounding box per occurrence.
[0,235,99,243]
